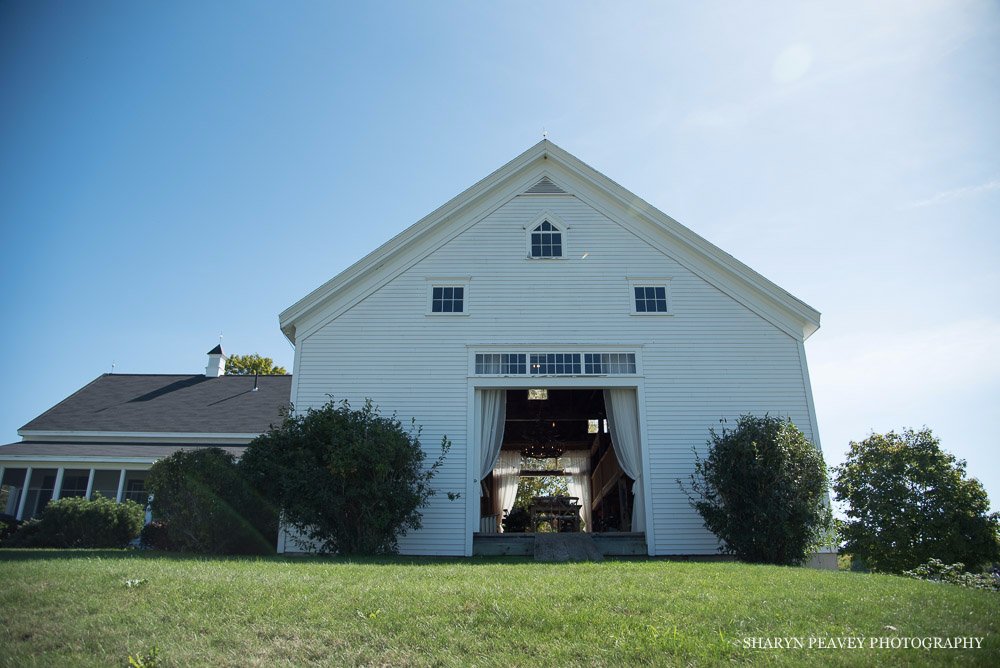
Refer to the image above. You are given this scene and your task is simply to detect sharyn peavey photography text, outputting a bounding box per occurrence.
[739,636,985,650]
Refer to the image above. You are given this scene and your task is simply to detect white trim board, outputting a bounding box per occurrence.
[0,456,157,466]
[17,430,261,443]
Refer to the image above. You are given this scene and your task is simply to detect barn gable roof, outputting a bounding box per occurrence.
[279,140,820,343]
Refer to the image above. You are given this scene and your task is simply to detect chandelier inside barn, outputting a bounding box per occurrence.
[521,418,565,459]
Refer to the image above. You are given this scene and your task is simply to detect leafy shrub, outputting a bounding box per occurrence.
[1,495,143,548]
[240,399,451,555]
[833,428,1000,573]
[903,558,1000,592]
[140,520,173,551]
[0,513,20,540]
[146,448,277,555]
[682,414,832,566]
[2,519,41,546]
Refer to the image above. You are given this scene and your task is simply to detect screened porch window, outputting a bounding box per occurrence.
[91,470,121,500]
[59,471,90,498]
[123,473,148,505]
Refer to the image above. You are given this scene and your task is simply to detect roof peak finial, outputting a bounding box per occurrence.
[542,127,548,140]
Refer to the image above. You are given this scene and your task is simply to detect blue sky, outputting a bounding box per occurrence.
[1,1,998,507]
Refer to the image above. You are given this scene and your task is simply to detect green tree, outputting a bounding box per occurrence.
[513,457,568,510]
[683,414,832,565]
[240,399,451,555]
[514,475,568,510]
[225,353,288,376]
[146,448,277,554]
[833,428,1000,573]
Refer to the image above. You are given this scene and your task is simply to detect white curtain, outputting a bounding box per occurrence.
[494,450,522,531]
[603,388,645,532]
[477,389,507,493]
[562,450,592,532]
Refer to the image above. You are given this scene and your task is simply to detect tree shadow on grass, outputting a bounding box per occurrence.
[0,548,537,567]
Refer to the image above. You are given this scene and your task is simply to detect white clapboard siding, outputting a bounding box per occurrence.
[293,191,819,556]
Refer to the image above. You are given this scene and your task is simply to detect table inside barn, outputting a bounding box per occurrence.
[529,495,582,532]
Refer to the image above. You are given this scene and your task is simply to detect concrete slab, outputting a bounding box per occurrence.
[533,533,604,562]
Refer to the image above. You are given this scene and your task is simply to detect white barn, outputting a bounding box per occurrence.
[278,140,824,558]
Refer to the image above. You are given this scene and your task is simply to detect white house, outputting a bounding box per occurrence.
[277,140,824,558]
[0,347,291,521]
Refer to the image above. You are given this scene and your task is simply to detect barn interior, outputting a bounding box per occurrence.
[480,388,636,533]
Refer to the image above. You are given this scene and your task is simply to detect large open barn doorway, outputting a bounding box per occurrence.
[477,388,644,537]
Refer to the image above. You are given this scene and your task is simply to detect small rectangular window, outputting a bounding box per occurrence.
[634,286,666,312]
[431,285,464,313]
[632,284,669,314]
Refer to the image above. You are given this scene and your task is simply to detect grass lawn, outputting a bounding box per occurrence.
[0,550,997,667]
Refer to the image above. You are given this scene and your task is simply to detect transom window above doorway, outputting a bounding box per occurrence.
[531,353,579,374]
[474,351,637,376]
[476,353,527,375]
[584,353,636,375]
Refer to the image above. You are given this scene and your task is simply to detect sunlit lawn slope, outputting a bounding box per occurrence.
[0,550,997,667]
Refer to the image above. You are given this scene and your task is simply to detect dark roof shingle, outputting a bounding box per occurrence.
[19,374,292,434]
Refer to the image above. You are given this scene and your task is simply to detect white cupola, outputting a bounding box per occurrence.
[205,344,226,377]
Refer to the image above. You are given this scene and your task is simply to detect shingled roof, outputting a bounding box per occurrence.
[19,374,292,434]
